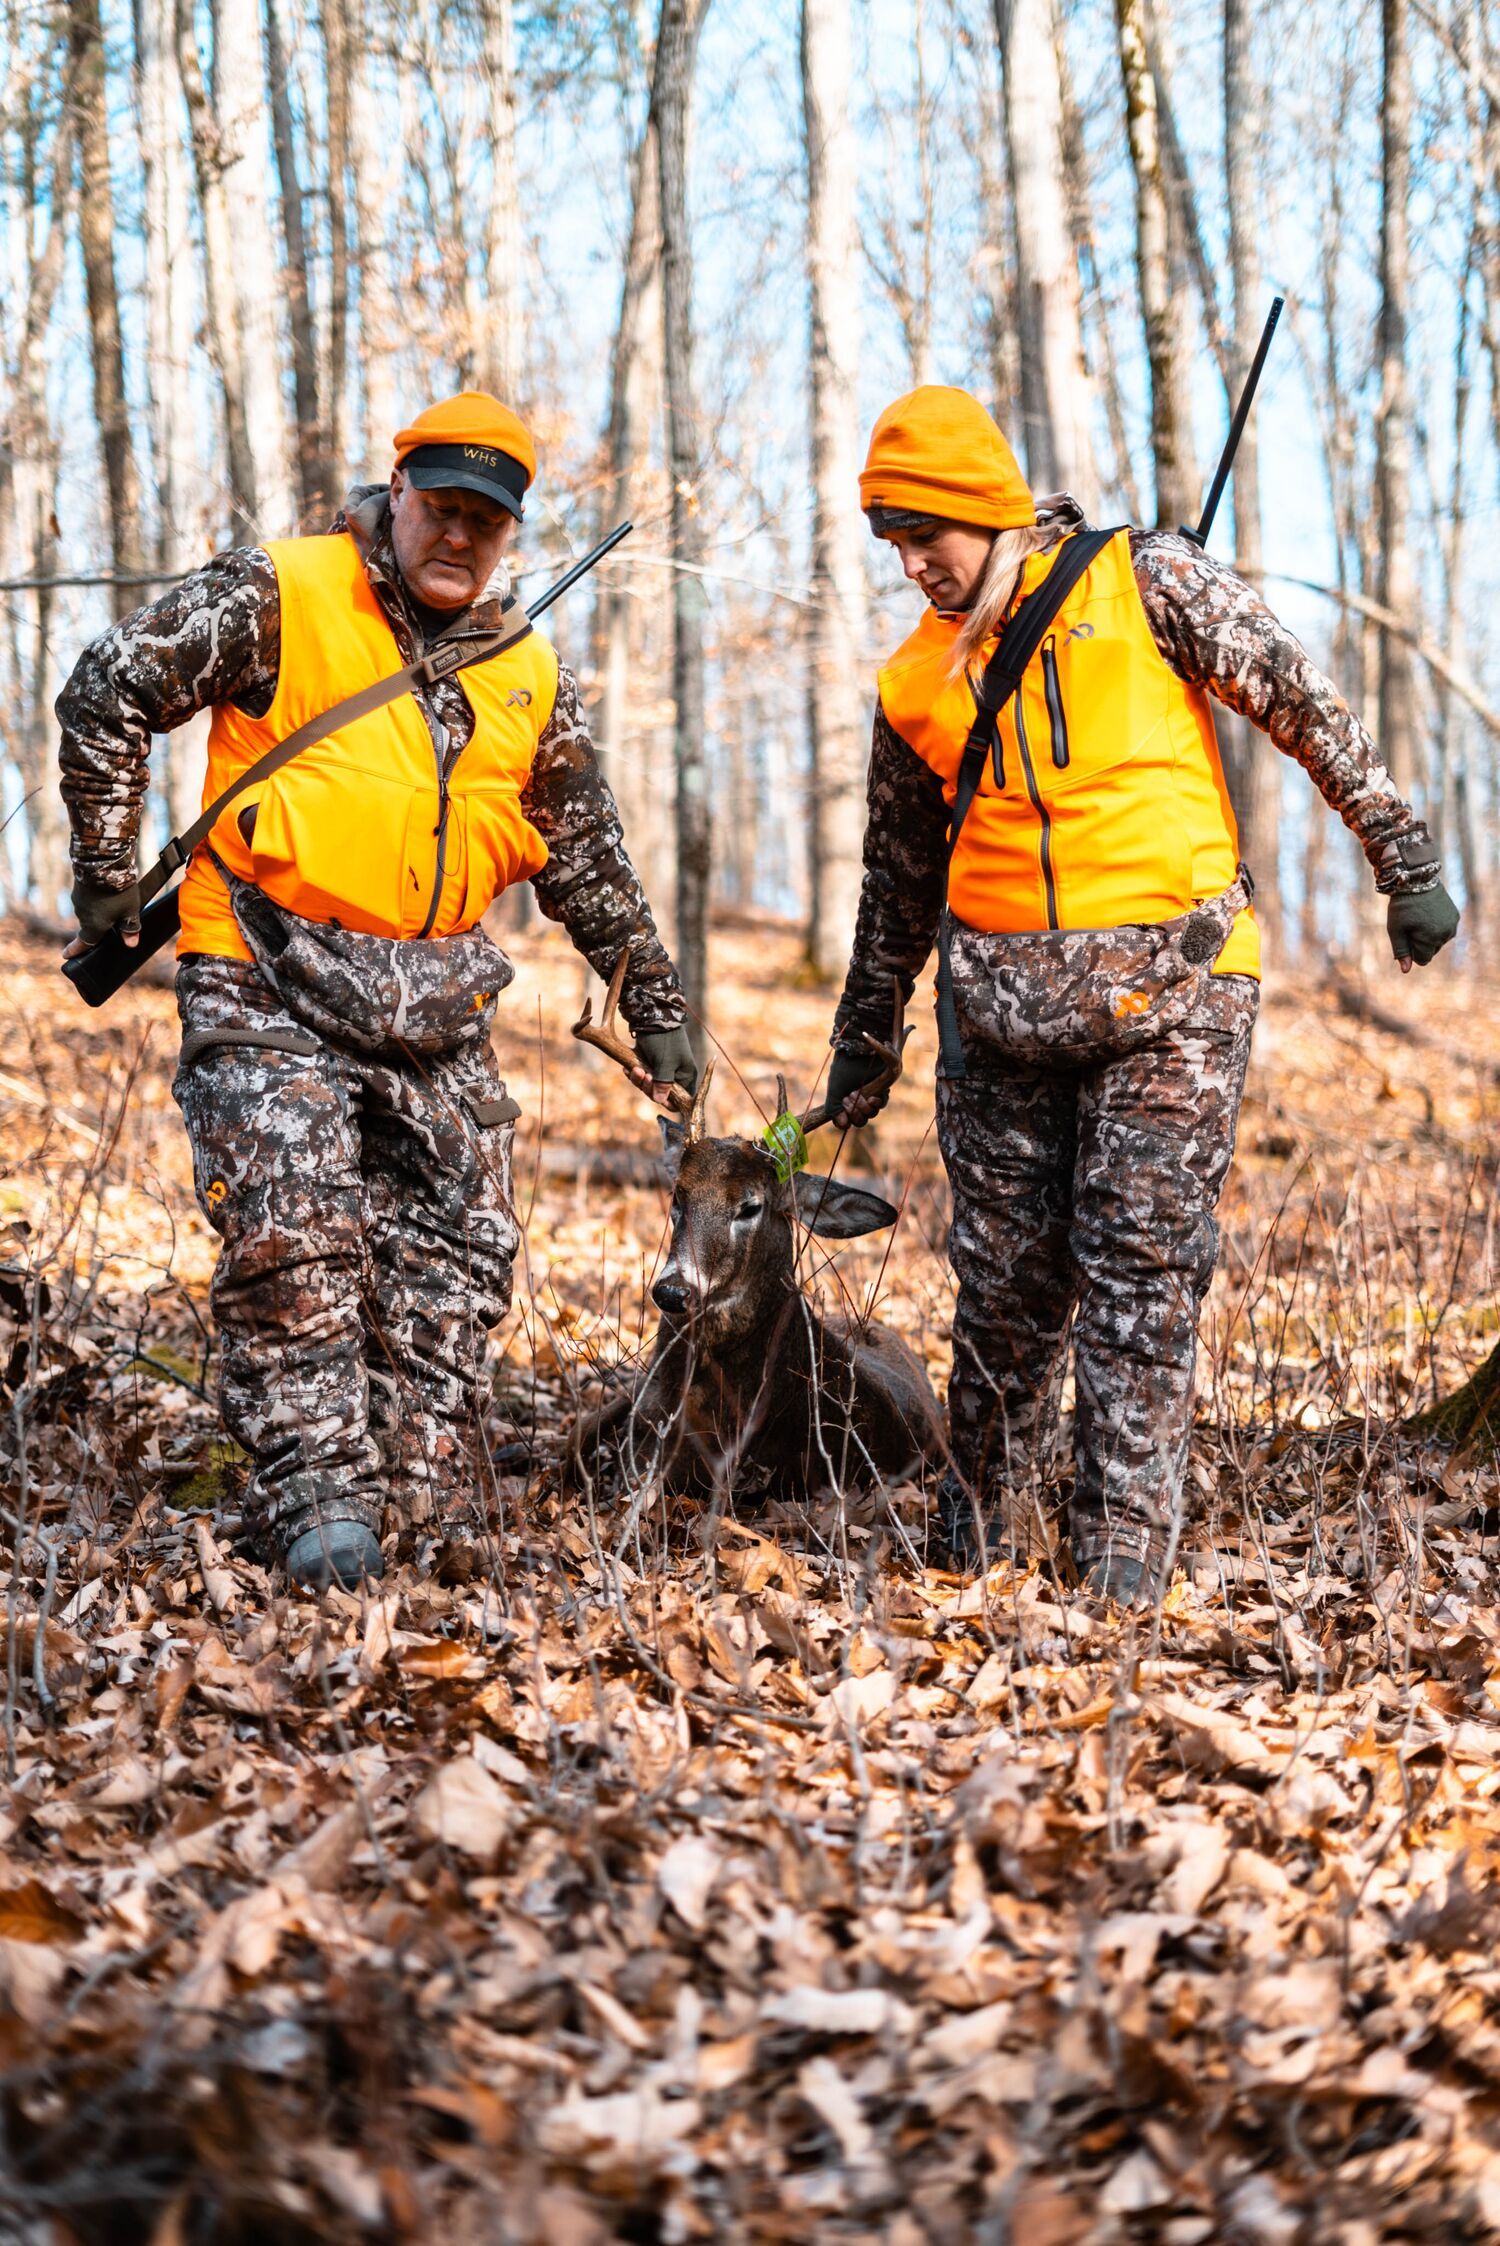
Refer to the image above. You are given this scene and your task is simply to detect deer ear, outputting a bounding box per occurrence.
[792,1172,898,1238]
[658,1117,686,1187]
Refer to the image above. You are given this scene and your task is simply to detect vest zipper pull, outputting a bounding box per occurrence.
[1042,636,1069,770]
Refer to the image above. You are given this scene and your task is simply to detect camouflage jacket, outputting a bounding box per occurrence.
[56,489,685,1031]
[833,511,1442,1048]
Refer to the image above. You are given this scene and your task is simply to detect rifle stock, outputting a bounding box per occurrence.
[62,888,183,1007]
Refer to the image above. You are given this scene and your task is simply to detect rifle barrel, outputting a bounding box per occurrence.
[527,520,633,620]
[1189,296,1284,549]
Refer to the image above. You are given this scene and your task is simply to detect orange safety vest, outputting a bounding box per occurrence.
[878,528,1259,979]
[177,532,559,960]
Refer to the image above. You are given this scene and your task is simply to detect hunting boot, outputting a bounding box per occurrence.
[1077,1548,1153,1609]
[284,1516,384,1593]
[933,1468,998,1571]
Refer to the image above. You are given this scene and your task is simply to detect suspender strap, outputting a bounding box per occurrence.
[135,606,535,911]
[935,527,1119,1078]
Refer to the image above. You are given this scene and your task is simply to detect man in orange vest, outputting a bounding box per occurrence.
[58,395,694,1591]
[823,387,1458,1605]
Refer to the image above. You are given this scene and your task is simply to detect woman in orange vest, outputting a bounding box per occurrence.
[823,388,1458,1603]
[59,395,695,1592]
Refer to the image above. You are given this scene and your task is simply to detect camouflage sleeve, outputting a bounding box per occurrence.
[831,699,950,1049]
[1130,529,1440,894]
[523,664,686,1033]
[57,547,281,890]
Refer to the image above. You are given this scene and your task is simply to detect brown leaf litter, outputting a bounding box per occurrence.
[4,919,1500,2240]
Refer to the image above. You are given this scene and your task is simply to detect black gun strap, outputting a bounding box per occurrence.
[132,605,535,912]
[935,526,1120,1078]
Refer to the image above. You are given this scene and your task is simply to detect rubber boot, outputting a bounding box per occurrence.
[934,1470,994,1571]
[284,1519,384,1593]
[1078,1549,1152,1609]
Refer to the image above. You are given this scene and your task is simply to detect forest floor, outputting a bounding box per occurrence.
[6,912,1500,2242]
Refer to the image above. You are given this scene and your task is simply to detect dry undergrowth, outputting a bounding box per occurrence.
[4,914,1500,2243]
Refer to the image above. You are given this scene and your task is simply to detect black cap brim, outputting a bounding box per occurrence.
[402,442,528,518]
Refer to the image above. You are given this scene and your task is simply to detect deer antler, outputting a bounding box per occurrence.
[572,949,695,1116]
[686,1056,715,1143]
[798,977,910,1134]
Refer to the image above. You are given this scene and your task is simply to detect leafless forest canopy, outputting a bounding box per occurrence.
[2,0,1499,986]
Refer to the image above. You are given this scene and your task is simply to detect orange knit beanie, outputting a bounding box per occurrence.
[393,392,537,487]
[858,386,1034,529]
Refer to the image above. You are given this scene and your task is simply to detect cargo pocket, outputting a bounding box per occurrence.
[461,1088,521,1272]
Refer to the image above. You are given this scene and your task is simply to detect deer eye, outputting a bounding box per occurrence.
[733,1198,763,1225]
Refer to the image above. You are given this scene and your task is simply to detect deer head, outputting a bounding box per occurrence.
[652,1074,898,1350]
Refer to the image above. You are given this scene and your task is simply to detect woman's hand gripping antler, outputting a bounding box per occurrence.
[799,979,910,1133]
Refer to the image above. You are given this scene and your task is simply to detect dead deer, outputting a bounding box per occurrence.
[566,964,944,1505]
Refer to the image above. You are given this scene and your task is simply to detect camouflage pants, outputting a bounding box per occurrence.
[936,973,1258,1568]
[173,955,520,1558]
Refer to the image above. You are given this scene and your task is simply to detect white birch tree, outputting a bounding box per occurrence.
[479,0,522,400]
[213,0,297,535]
[994,0,1097,507]
[801,0,867,978]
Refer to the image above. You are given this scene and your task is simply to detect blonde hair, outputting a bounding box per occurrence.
[949,519,1062,681]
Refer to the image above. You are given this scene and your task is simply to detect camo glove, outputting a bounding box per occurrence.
[634,1024,698,1095]
[71,875,142,945]
[826,1043,891,1127]
[1388,884,1460,970]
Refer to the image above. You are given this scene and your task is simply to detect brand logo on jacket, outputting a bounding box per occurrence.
[506,688,532,708]
[1064,622,1095,645]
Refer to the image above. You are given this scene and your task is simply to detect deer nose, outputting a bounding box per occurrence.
[652,1276,691,1314]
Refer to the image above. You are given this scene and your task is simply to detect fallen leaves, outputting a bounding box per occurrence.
[411,1754,517,1861]
[7,926,1500,2239]
[656,1832,721,1931]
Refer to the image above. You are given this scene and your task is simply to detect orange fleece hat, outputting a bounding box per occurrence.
[393,392,537,488]
[859,385,1035,529]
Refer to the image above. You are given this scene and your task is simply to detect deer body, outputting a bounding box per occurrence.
[567,1127,945,1502]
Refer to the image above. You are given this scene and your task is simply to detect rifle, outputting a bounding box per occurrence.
[61,521,634,1008]
[1179,295,1283,549]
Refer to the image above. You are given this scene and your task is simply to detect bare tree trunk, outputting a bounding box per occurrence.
[1376,0,1417,798]
[347,14,398,470]
[1053,34,1137,519]
[1434,209,1478,945]
[1300,18,1361,963]
[801,0,867,980]
[1115,0,1196,527]
[653,0,710,1055]
[995,0,1097,507]
[910,0,935,386]
[0,50,75,907]
[213,0,297,535]
[594,111,664,899]
[967,7,1020,436]
[134,0,208,836]
[136,0,197,567]
[1221,0,1279,940]
[265,0,325,520]
[321,0,351,485]
[68,0,146,620]
[479,0,521,398]
[176,0,257,528]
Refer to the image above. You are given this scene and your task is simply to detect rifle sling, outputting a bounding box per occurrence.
[935,527,1119,1078]
[134,604,535,912]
